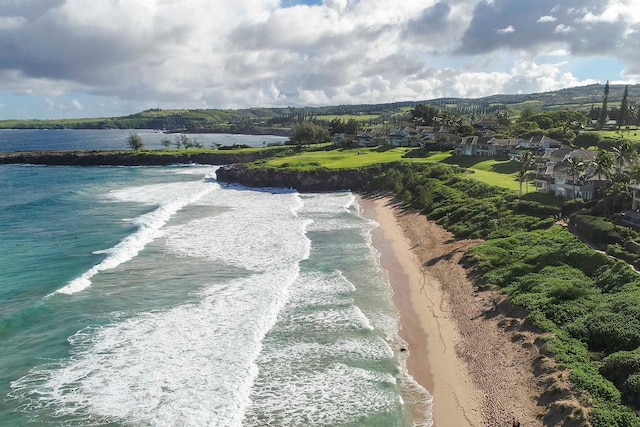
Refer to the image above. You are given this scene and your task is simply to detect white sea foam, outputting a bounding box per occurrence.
[298,192,362,232]
[244,363,399,426]
[13,186,430,425]
[298,192,356,214]
[13,185,314,425]
[163,187,309,271]
[12,267,302,426]
[285,270,356,308]
[256,336,395,366]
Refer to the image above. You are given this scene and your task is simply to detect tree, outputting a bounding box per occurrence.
[597,80,610,130]
[455,123,474,136]
[612,140,636,179]
[345,118,359,135]
[591,149,614,215]
[160,138,172,150]
[127,131,144,151]
[290,122,328,146]
[619,85,629,127]
[174,134,192,150]
[516,151,536,197]
[411,104,440,126]
[574,132,603,149]
[564,156,586,199]
[603,181,632,213]
[496,110,512,128]
[328,118,359,135]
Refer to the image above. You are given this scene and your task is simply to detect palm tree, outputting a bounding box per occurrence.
[516,151,536,197]
[611,140,636,180]
[564,156,586,199]
[591,149,614,215]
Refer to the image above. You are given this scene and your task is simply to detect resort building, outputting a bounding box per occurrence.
[532,148,606,201]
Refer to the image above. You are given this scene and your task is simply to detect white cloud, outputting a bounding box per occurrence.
[537,15,556,23]
[70,98,83,110]
[496,25,515,34]
[0,0,636,118]
[0,16,27,30]
[554,24,572,34]
[580,0,640,24]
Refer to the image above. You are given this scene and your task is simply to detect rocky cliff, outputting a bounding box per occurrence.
[215,164,375,192]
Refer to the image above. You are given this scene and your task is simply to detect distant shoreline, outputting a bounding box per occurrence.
[0,149,286,167]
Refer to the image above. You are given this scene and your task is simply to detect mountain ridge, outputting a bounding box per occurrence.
[1,83,637,131]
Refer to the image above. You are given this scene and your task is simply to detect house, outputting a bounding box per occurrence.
[528,135,563,150]
[454,136,518,157]
[355,129,386,147]
[331,133,356,147]
[508,135,563,161]
[618,184,640,230]
[422,134,462,150]
[389,127,420,147]
[532,148,606,200]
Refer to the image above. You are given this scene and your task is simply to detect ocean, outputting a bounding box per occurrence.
[0,129,288,152]
[0,131,432,426]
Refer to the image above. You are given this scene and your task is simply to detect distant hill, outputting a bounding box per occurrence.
[1,83,637,132]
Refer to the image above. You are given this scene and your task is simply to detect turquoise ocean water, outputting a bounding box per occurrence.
[0,133,431,426]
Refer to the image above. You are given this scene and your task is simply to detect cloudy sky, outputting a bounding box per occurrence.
[1,0,639,119]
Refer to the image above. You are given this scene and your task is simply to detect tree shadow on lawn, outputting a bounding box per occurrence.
[440,155,486,168]
[442,155,520,174]
[374,145,396,152]
[491,161,519,174]
[402,148,432,158]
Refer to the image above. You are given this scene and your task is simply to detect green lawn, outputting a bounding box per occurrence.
[596,128,640,141]
[261,146,536,192]
[263,146,415,169]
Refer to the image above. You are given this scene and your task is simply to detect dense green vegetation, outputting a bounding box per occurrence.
[466,227,640,425]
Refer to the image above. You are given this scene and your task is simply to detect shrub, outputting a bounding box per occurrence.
[571,214,623,249]
[590,401,640,427]
[574,132,603,148]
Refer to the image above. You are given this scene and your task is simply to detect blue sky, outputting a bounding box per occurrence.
[0,0,638,119]
[282,0,322,6]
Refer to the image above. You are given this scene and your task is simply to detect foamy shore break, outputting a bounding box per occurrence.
[362,196,583,427]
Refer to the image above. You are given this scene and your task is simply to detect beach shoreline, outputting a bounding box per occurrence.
[360,195,547,427]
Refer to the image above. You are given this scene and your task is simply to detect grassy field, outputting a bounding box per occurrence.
[263,146,416,169]
[597,128,640,141]
[260,146,542,193]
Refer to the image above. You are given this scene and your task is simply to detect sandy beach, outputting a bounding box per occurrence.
[361,195,550,427]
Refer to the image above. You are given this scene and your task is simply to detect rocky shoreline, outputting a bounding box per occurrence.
[215,164,373,192]
[0,150,287,167]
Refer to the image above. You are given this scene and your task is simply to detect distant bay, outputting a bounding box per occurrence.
[0,129,288,152]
